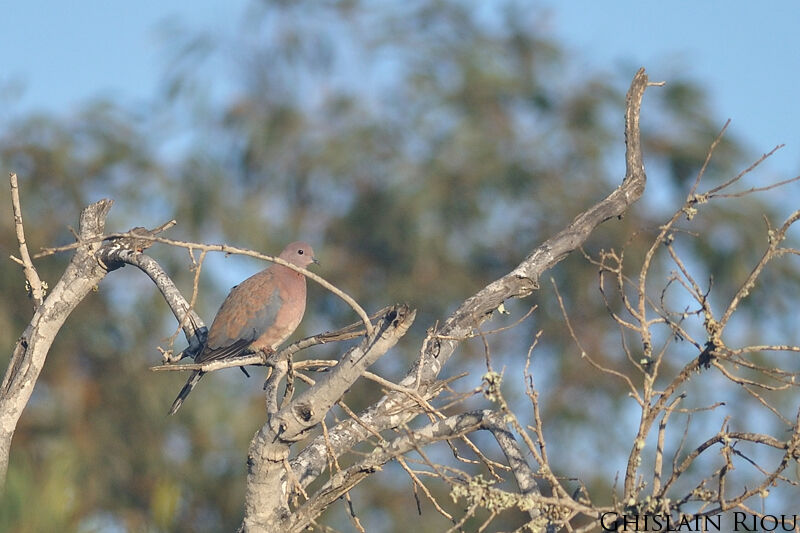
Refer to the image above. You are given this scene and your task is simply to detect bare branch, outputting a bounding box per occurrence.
[280,70,658,523]
[99,245,208,360]
[0,198,114,488]
[38,231,374,337]
[8,173,45,308]
[241,305,415,531]
[149,312,373,373]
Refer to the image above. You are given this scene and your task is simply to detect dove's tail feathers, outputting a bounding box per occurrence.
[168,370,205,415]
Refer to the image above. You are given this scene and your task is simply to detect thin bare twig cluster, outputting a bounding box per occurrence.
[565,129,800,530]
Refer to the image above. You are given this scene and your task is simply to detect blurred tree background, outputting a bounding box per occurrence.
[1,1,798,531]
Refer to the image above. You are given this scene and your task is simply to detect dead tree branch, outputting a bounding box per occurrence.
[0,198,113,487]
[8,173,45,309]
[282,68,659,522]
[242,305,415,531]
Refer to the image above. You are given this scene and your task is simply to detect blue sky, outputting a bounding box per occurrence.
[0,0,247,115]
[1,1,798,180]
[542,1,800,179]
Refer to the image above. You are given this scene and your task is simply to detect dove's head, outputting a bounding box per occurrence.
[280,241,318,268]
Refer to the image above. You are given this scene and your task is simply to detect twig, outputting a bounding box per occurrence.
[150,320,367,373]
[37,231,374,337]
[8,173,45,308]
[433,306,537,340]
[551,278,640,402]
[706,144,784,195]
[397,456,455,521]
[688,120,730,196]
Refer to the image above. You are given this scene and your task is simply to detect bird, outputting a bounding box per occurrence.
[168,241,317,415]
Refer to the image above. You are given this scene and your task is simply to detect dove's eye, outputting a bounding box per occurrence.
[298,249,304,255]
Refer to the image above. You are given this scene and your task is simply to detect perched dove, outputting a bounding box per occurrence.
[168,241,317,415]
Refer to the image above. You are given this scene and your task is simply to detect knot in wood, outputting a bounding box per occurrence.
[293,402,314,422]
[106,227,155,253]
[513,276,539,297]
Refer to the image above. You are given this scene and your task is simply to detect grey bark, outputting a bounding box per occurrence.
[0,199,113,487]
[242,305,416,531]
[0,207,206,488]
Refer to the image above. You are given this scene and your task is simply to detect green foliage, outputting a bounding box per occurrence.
[3,0,793,531]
